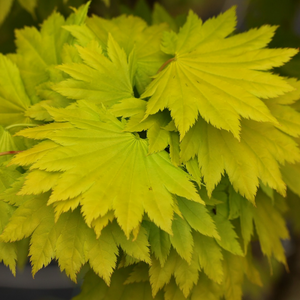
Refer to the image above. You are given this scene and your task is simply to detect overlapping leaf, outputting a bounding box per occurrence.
[11,101,202,238]
[181,117,300,202]
[54,36,136,107]
[142,7,297,139]
[0,55,33,126]
[65,13,169,94]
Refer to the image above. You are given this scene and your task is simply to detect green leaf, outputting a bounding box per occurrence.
[177,197,219,239]
[29,210,57,276]
[253,190,289,265]
[213,214,243,256]
[221,251,244,300]
[228,187,254,252]
[13,101,202,238]
[111,221,151,264]
[191,273,222,300]
[193,232,224,284]
[181,118,300,202]
[0,54,32,126]
[1,193,52,242]
[152,3,178,32]
[75,267,164,300]
[169,214,193,263]
[145,221,171,266]
[101,0,110,7]
[0,0,14,26]
[67,14,169,94]
[86,224,118,285]
[142,8,296,139]
[149,250,177,297]
[0,169,18,275]
[9,2,90,104]
[55,36,135,107]
[18,0,37,18]
[55,209,91,282]
[281,162,300,196]
[124,262,149,284]
[164,278,186,300]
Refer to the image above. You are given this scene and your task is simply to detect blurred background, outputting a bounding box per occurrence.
[0,0,300,299]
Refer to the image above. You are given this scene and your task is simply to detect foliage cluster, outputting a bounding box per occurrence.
[0,1,300,299]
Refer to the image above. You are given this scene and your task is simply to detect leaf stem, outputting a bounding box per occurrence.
[0,151,23,156]
[5,123,38,131]
[157,57,176,74]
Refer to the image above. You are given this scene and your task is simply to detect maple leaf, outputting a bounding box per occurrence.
[181,117,300,202]
[8,3,90,104]
[141,7,297,139]
[65,14,169,94]
[54,36,136,107]
[0,164,21,275]
[11,101,202,238]
[74,267,164,300]
[0,55,33,126]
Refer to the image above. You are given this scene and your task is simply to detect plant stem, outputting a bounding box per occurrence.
[0,151,23,156]
[157,57,176,74]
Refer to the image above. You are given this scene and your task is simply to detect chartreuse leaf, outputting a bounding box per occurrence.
[29,207,57,276]
[150,247,200,298]
[55,36,135,107]
[228,187,289,265]
[145,221,171,266]
[191,272,222,300]
[152,3,178,32]
[18,0,37,18]
[164,278,187,300]
[124,110,172,154]
[12,101,202,238]
[177,196,219,239]
[74,267,164,300]
[181,117,300,202]
[0,0,13,26]
[221,251,244,300]
[281,161,300,197]
[9,2,90,105]
[66,13,169,94]
[0,55,33,126]
[0,165,20,276]
[124,262,149,284]
[91,210,115,238]
[169,214,193,264]
[253,190,289,265]
[264,79,300,137]
[0,193,51,243]
[142,7,296,139]
[193,232,223,284]
[110,221,151,264]
[228,187,254,252]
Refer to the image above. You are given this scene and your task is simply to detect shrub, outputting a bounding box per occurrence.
[0,1,300,299]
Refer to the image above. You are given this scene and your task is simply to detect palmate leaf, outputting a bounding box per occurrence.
[0,55,33,126]
[11,101,202,238]
[54,36,136,107]
[0,188,147,284]
[142,7,297,139]
[8,2,90,105]
[74,268,164,300]
[65,13,169,94]
[0,164,21,275]
[181,117,300,202]
[264,79,300,137]
[0,0,13,26]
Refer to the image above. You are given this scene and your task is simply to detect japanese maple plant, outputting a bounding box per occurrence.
[0,1,300,299]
